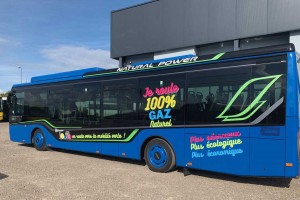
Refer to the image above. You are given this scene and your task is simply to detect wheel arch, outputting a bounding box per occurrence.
[140,135,176,162]
[30,127,42,144]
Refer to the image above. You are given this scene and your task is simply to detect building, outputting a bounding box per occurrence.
[111,0,300,67]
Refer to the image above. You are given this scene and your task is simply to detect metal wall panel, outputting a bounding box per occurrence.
[159,0,185,50]
[207,0,236,42]
[111,0,300,59]
[236,0,268,38]
[182,0,209,47]
[268,0,300,33]
[111,2,163,58]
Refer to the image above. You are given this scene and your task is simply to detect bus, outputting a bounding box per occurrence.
[9,44,300,177]
[0,97,8,121]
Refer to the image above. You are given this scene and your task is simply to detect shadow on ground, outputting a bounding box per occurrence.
[0,173,8,180]
[19,143,146,166]
[178,168,292,188]
[19,143,293,188]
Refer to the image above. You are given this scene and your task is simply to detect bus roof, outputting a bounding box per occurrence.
[83,43,295,78]
[13,67,104,88]
[12,43,295,89]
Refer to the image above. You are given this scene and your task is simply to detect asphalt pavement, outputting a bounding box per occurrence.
[1,122,300,200]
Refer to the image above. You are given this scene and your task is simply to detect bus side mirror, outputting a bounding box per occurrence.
[7,97,10,109]
[7,92,16,110]
[7,93,12,109]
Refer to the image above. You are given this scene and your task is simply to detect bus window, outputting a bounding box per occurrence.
[102,80,138,127]
[251,63,286,125]
[10,92,24,116]
[73,83,101,127]
[25,89,48,119]
[48,86,72,125]
[48,83,101,127]
[139,74,185,127]
[186,67,250,124]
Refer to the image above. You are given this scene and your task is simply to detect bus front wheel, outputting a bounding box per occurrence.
[32,129,47,151]
[144,138,176,173]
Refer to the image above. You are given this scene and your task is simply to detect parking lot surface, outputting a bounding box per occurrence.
[1,122,300,200]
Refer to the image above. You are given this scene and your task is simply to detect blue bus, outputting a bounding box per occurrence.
[9,44,300,177]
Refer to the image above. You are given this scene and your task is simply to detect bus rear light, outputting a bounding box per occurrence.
[122,153,126,157]
[187,162,192,166]
[47,144,52,147]
[95,151,100,154]
[286,163,293,167]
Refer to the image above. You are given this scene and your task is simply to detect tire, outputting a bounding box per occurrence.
[32,129,47,151]
[144,138,176,173]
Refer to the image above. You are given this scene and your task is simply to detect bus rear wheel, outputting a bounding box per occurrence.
[144,138,175,173]
[32,129,47,151]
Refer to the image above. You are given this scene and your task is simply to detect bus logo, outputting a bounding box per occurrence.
[217,74,282,122]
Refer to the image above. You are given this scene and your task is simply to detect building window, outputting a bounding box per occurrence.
[196,41,234,56]
[239,33,289,50]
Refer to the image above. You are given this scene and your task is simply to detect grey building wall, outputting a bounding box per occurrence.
[111,0,300,59]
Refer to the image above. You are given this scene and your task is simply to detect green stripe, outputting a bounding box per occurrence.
[221,101,266,122]
[84,53,225,78]
[70,129,139,142]
[14,119,82,129]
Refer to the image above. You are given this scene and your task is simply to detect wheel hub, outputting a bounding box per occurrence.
[34,133,44,148]
[154,152,161,160]
[148,145,167,168]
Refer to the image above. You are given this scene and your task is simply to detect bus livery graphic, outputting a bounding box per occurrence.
[143,82,180,128]
[217,74,283,122]
[66,129,140,142]
[84,52,226,78]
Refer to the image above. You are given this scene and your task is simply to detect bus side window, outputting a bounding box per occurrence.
[138,75,185,126]
[102,81,138,128]
[186,68,251,124]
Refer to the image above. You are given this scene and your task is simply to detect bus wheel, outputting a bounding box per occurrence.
[32,129,47,151]
[144,138,175,173]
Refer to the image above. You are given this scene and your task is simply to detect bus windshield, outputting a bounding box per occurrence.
[10,92,24,116]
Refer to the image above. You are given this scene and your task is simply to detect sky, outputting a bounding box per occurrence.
[0,0,148,93]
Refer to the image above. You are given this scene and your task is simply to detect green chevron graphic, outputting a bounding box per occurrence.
[217,74,282,122]
[14,119,82,129]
